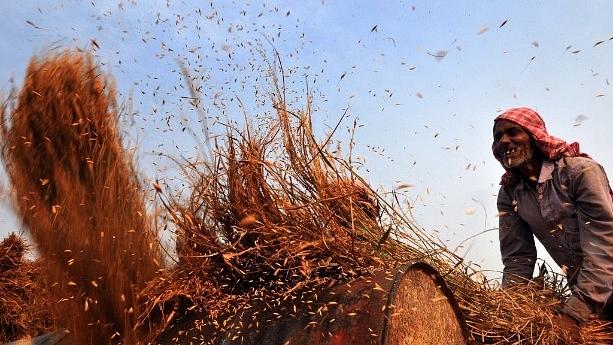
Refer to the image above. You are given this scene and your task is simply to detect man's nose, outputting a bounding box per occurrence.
[498,133,511,144]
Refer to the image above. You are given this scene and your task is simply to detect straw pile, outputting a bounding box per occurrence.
[1,48,612,344]
[455,268,613,344]
[0,50,163,344]
[138,73,402,340]
[0,234,54,342]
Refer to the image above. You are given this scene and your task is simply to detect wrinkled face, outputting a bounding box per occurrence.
[493,120,536,169]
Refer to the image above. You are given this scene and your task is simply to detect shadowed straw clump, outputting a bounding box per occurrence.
[0,50,163,344]
[0,234,54,342]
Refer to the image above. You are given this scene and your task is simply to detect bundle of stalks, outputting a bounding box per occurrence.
[142,107,385,333]
[452,266,613,344]
[0,50,164,344]
[0,234,54,342]
[140,63,474,341]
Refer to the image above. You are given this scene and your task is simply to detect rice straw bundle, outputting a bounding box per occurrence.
[449,266,613,344]
[140,62,471,341]
[0,50,163,344]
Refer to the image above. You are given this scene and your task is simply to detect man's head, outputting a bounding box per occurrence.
[492,107,580,161]
[493,119,539,169]
[491,107,586,185]
[492,107,543,162]
[325,178,380,223]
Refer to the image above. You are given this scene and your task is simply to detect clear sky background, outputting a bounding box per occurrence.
[1,0,612,281]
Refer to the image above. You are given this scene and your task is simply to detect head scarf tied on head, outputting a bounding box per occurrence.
[492,107,590,185]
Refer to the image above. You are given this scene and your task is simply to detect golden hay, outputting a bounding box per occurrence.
[0,50,163,344]
[459,266,613,344]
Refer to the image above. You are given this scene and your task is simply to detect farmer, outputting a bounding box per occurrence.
[492,107,613,339]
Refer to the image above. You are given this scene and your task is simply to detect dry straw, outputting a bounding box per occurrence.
[0,50,163,344]
[0,234,55,342]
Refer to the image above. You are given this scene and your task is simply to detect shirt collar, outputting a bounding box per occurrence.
[514,159,554,189]
[538,159,554,183]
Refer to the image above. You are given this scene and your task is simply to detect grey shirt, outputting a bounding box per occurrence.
[498,156,613,323]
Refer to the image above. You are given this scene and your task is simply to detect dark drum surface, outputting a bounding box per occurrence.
[155,260,469,345]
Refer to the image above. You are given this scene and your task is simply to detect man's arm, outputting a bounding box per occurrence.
[564,158,613,323]
[497,185,538,287]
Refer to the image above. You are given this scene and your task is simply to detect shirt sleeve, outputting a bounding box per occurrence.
[497,185,537,287]
[563,158,613,323]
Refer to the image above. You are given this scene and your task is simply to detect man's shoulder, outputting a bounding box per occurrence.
[554,156,607,178]
[554,156,600,169]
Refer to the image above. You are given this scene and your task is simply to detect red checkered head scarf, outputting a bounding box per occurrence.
[492,107,589,185]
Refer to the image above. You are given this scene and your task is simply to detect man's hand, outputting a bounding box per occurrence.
[552,313,581,344]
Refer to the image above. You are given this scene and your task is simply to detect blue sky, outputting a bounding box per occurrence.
[1,0,612,280]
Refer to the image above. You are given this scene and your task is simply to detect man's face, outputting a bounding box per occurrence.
[493,119,536,169]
